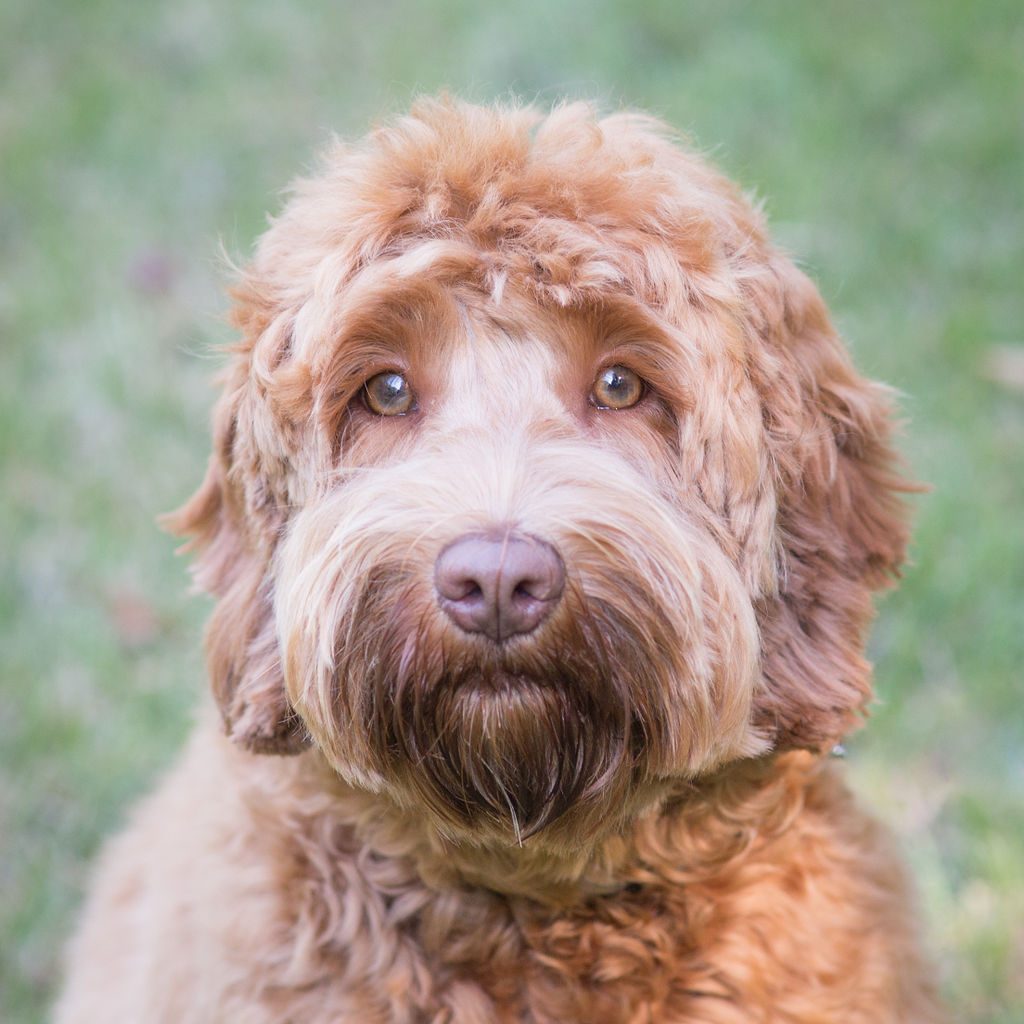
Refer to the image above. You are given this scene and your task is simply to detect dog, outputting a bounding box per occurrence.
[56,97,944,1022]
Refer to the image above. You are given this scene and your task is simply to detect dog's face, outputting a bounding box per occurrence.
[172,99,909,844]
[275,290,768,840]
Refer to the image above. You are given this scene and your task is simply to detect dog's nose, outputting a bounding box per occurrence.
[434,532,565,641]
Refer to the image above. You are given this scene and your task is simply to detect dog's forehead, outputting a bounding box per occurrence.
[435,296,569,417]
[390,280,699,416]
[311,263,689,391]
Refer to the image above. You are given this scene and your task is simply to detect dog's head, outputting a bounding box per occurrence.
[170,98,910,843]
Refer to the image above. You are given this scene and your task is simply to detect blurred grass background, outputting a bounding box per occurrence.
[1,0,1022,1019]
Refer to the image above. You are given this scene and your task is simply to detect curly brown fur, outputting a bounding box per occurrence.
[57,96,944,1022]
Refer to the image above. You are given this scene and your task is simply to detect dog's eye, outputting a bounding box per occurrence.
[363,371,415,416]
[591,365,644,410]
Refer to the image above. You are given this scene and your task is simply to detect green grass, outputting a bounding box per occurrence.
[2,1,1021,1019]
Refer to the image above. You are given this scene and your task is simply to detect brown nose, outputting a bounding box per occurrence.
[434,532,565,642]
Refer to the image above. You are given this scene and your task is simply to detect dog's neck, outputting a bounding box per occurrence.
[239,737,818,904]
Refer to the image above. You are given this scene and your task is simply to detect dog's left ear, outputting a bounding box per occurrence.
[744,254,914,751]
[165,362,309,756]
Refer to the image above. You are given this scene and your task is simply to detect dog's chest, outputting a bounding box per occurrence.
[312,872,724,1023]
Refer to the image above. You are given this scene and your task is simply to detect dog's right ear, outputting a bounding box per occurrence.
[165,369,309,755]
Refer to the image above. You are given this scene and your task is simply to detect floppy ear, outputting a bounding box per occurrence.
[745,255,914,750]
[166,361,309,755]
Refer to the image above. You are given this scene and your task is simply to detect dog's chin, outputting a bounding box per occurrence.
[376,662,636,842]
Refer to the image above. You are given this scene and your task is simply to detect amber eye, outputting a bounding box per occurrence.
[363,371,415,416]
[591,365,644,410]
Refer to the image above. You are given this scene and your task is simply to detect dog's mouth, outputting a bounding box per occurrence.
[380,664,635,839]
[314,569,678,839]
[342,582,662,838]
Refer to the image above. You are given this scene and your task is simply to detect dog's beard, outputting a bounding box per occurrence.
[279,475,765,839]
[347,578,664,840]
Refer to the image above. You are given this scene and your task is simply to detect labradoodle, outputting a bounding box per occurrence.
[56,97,944,1023]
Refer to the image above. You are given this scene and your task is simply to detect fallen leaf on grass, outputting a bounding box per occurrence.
[983,344,1024,394]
